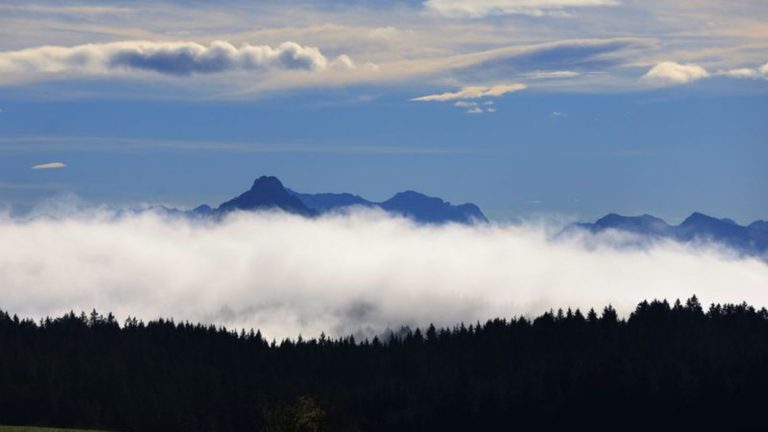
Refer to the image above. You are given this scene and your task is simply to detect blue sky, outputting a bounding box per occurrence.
[0,0,766,223]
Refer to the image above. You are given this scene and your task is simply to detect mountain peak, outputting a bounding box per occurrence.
[250,175,284,191]
[216,176,316,216]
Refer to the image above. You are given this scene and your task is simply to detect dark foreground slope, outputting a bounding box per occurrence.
[2,298,767,431]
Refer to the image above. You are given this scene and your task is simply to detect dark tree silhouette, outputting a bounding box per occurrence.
[1,297,767,431]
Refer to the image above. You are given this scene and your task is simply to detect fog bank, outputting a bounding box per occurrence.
[1,210,766,340]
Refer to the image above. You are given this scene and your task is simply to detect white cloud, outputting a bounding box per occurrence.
[723,68,760,79]
[453,101,478,107]
[525,70,581,79]
[1,210,766,341]
[720,64,768,80]
[425,0,618,18]
[467,107,484,114]
[31,162,66,170]
[412,84,527,102]
[642,61,709,85]
[0,40,357,78]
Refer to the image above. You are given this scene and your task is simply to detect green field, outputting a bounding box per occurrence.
[0,427,111,432]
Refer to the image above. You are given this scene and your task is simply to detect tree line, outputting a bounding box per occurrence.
[1,296,767,431]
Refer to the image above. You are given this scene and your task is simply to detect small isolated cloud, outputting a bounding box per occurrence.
[0,40,357,78]
[467,107,484,114]
[425,0,618,18]
[412,83,526,102]
[551,111,567,117]
[454,101,478,107]
[642,61,709,85]
[32,162,66,170]
[486,107,497,113]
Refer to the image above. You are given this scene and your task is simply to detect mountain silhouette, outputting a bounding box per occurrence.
[572,212,768,257]
[380,191,487,224]
[288,190,373,212]
[208,176,488,224]
[216,176,317,217]
[289,188,487,224]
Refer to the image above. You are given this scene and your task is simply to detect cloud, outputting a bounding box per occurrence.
[723,68,760,79]
[31,162,66,170]
[467,107,484,114]
[642,61,709,85]
[642,60,768,85]
[453,101,478,107]
[0,210,766,341]
[0,40,357,78]
[525,70,581,79]
[424,0,618,18]
[721,64,768,80]
[412,84,527,101]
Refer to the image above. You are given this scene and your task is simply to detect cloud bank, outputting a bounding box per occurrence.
[412,84,527,101]
[0,40,357,78]
[1,210,766,341]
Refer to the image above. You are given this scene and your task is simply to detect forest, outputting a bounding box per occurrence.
[1,296,767,431]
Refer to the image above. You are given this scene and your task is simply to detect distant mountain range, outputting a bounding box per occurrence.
[569,212,768,257]
[185,176,488,225]
[131,176,766,257]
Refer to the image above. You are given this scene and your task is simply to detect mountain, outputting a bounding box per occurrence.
[216,176,317,217]
[287,190,373,212]
[380,191,488,224]
[213,176,487,224]
[290,188,487,224]
[572,212,768,257]
[576,213,672,237]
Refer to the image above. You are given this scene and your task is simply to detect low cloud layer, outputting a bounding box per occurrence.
[1,210,766,341]
[0,40,356,78]
[425,0,618,18]
[412,84,527,101]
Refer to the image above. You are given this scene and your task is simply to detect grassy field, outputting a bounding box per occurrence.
[0,427,111,432]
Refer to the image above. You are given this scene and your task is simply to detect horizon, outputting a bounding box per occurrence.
[4,172,765,227]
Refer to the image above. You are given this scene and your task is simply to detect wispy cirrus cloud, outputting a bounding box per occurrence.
[412,84,526,101]
[424,0,618,18]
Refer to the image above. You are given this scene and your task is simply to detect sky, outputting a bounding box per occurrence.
[0,0,766,223]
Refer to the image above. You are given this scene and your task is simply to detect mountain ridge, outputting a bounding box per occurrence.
[191,176,488,225]
[571,212,768,257]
